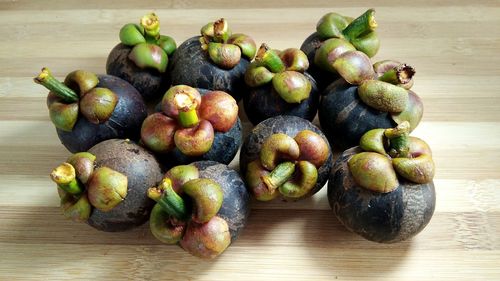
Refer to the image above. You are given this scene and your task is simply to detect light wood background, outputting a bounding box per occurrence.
[1,1,499,280]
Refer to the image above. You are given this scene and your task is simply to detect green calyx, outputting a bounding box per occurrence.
[351,122,435,192]
[35,68,118,131]
[87,166,128,212]
[314,9,380,81]
[148,165,227,250]
[120,13,177,72]
[248,44,312,104]
[142,85,220,157]
[249,130,327,201]
[183,179,223,224]
[128,43,168,73]
[66,152,96,184]
[279,161,318,198]
[59,190,91,222]
[207,42,241,69]
[50,155,129,221]
[245,160,278,201]
[200,18,256,68]
[149,166,223,224]
[332,50,375,85]
[260,133,300,170]
[79,87,118,124]
[357,79,409,112]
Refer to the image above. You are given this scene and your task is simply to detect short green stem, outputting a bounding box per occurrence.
[213,18,230,43]
[50,163,84,195]
[261,161,296,191]
[343,9,377,40]
[34,68,79,103]
[256,44,285,73]
[148,179,188,221]
[141,13,160,42]
[378,64,415,85]
[178,108,200,128]
[385,121,410,158]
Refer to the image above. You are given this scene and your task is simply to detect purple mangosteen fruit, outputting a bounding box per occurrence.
[140,85,241,165]
[49,139,163,232]
[34,68,147,153]
[243,44,320,125]
[300,9,380,90]
[318,57,423,149]
[169,18,256,101]
[106,13,176,100]
[240,116,333,201]
[147,161,250,259]
[328,122,436,243]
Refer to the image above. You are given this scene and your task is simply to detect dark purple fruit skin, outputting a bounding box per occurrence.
[300,33,341,92]
[319,79,394,150]
[87,139,163,232]
[243,72,320,125]
[169,36,250,101]
[328,147,436,243]
[106,43,171,101]
[56,75,147,153]
[158,88,242,167]
[239,115,333,197]
[192,161,250,241]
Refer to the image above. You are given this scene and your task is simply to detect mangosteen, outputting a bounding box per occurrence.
[240,116,333,201]
[140,85,241,165]
[34,68,147,153]
[169,18,256,101]
[243,44,320,125]
[328,122,436,243]
[300,9,380,90]
[49,139,163,232]
[147,161,250,259]
[319,58,423,149]
[106,13,176,100]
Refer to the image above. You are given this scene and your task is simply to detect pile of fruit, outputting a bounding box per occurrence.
[37,10,435,259]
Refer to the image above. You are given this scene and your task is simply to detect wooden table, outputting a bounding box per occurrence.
[1,1,499,280]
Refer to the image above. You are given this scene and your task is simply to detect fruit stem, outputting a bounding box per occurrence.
[50,163,84,195]
[213,18,230,43]
[34,68,79,103]
[148,178,188,221]
[261,161,296,192]
[255,43,285,73]
[385,121,411,158]
[174,92,200,128]
[343,9,377,40]
[378,64,415,85]
[140,13,160,43]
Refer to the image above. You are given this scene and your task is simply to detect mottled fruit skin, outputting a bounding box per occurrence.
[192,161,250,241]
[300,33,341,91]
[328,147,435,243]
[87,139,163,232]
[169,37,250,101]
[106,43,170,101]
[55,75,147,153]
[240,115,333,196]
[165,88,242,166]
[319,79,394,149]
[243,72,320,125]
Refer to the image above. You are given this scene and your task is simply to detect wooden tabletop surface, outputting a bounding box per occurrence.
[1,1,499,280]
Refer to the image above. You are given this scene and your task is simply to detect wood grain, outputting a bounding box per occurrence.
[1,1,499,280]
